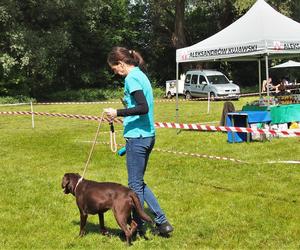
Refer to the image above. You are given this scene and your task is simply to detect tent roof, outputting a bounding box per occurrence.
[176,0,300,63]
[271,60,300,68]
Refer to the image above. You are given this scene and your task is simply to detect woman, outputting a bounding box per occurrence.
[105,47,173,236]
[262,77,280,93]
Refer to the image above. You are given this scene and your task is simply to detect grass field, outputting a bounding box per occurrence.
[0,97,300,249]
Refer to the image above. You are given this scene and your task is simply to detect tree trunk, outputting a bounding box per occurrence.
[172,0,186,49]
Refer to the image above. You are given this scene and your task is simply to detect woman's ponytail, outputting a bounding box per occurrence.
[107,47,147,72]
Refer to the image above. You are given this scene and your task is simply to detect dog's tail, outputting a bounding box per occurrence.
[129,191,153,223]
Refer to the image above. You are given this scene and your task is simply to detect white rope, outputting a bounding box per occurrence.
[80,112,118,180]
[110,129,117,152]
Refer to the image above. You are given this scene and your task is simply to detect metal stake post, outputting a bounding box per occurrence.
[30,101,35,129]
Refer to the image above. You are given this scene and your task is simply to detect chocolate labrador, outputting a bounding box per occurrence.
[61,173,153,245]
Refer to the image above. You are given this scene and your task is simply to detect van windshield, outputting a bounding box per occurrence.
[207,75,229,84]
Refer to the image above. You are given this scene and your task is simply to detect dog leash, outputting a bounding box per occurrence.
[109,120,118,153]
[75,112,117,193]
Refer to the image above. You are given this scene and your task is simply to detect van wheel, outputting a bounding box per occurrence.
[185,92,192,100]
[209,92,215,101]
[166,92,172,99]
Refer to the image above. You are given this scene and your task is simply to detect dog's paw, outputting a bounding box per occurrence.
[100,228,110,236]
[78,230,86,237]
[140,234,149,241]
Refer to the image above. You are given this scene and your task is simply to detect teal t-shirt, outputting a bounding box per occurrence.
[123,67,155,138]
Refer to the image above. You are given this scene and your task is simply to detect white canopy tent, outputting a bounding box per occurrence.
[271,60,300,84]
[271,60,300,69]
[175,0,300,121]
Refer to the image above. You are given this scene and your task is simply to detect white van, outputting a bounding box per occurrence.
[183,70,240,100]
[165,74,185,99]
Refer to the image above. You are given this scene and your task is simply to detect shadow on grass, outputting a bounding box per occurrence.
[70,207,171,241]
[71,220,125,241]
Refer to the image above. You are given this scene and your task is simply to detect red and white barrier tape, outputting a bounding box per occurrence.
[1,111,299,137]
[35,101,122,105]
[0,111,123,124]
[79,140,244,163]
[0,103,31,107]
[155,122,300,137]
[78,141,300,164]
[153,148,244,163]
[36,99,189,104]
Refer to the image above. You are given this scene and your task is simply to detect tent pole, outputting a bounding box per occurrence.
[265,55,269,105]
[176,62,179,124]
[258,59,261,97]
[207,92,210,114]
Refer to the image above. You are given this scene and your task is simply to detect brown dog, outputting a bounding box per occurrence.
[61,173,153,244]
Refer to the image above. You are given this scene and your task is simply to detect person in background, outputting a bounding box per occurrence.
[104,46,173,236]
[278,77,292,93]
[262,77,280,93]
[282,77,289,85]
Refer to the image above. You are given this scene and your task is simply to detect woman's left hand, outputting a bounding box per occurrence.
[104,108,117,119]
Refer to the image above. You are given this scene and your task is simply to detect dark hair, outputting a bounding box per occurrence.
[107,47,146,72]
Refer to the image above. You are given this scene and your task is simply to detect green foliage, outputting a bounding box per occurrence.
[0,95,35,104]
[152,86,165,98]
[233,0,293,16]
[0,87,168,103]
[0,0,299,97]
[46,88,124,102]
[233,0,256,13]
[0,0,135,98]
[36,87,164,102]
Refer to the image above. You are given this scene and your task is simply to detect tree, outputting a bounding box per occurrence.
[172,0,187,49]
[0,0,138,98]
[1,0,300,98]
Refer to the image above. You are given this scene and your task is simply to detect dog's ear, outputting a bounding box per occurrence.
[62,173,81,194]
[61,174,71,194]
[67,173,79,193]
[61,174,67,188]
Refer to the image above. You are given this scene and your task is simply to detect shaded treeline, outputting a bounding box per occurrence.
[0,0,299,99]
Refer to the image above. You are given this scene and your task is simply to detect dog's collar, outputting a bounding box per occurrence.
[74,177,83,194]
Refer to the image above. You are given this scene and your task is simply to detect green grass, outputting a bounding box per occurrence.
[0,97,300,249]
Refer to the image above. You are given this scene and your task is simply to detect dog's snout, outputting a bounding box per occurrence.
[61,177,66,188]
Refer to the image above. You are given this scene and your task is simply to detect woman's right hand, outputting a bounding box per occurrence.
[104,108,117,120]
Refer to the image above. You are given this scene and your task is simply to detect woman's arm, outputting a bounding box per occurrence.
[117,90,149,117]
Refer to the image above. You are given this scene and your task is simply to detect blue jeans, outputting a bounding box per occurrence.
[125,136,167,226]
